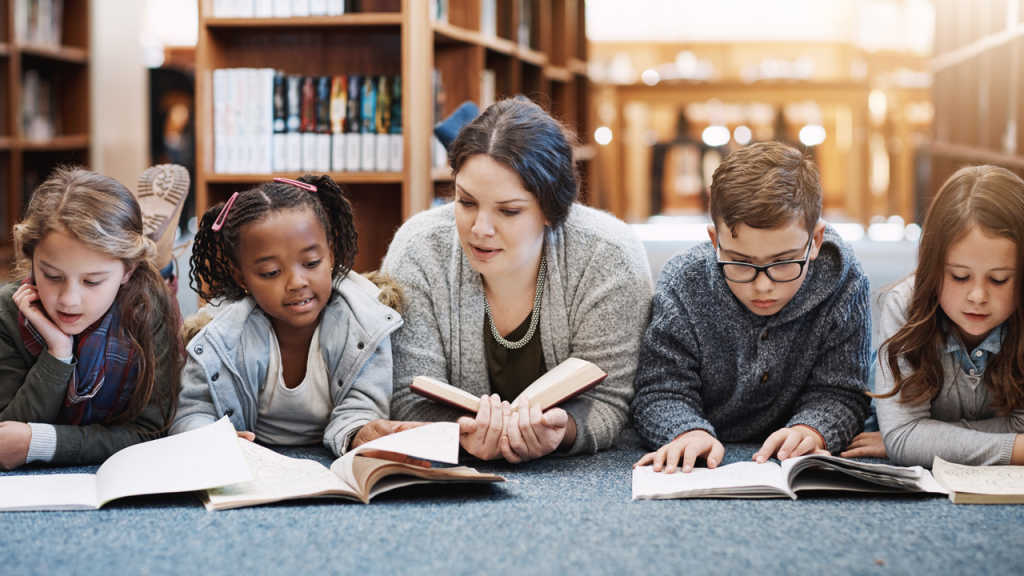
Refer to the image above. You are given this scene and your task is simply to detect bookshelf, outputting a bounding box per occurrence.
[930,0,1024,216]
[0,0,91,264]
[195,0,591,273]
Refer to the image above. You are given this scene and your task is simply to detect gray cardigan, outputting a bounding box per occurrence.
[170,272,402,456]
[631,226,872,452]
[382,202,653,455]
[876,276,1024,466]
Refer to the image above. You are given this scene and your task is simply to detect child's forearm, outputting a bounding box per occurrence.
[1012,435,1024,465]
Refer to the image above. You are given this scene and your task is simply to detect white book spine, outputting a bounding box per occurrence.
[272,0,291,17]
[331,135,345,172]
[360,133,377,171]
[388,133,403,172]
[309,0,327,17]
[317,134,332,173]
[261,69,275,173]
[344,133,361,172]
[375,132,390,173]
[326,0,345,16]
[301,133,318,172]
[291,0,310,17]
[213,70,227,173]
[254,0,273,18]
[286,133,303,172]
[273,134,287,173]
[236,0,254,18]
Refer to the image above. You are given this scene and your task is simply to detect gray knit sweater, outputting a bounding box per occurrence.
[382,202,653,455]
[631,226,871,452]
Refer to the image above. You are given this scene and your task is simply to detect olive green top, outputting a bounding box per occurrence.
[484,314,547,402]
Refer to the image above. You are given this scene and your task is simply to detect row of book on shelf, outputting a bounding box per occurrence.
[212,0,349,18]
[15,0,64,46]
[431,0,533,47]
[213,69,403,175]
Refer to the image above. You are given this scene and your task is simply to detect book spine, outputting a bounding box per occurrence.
[375,75,391,173]
[291,0,310,18]
[309,0,327,17]
[360,75,377,172]
[389,74,403,172]
[272,72,287,173]
[286,75,303,172]
[326,0,346,16]
[301,76,317,172]
[330,75,347,172]
[316,76,332,172]
[272,0,291,17]
[261,68,276,173]
[344,75,362,172]
[254,0,274,18]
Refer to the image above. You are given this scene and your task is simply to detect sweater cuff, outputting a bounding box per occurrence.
[998,433,1017,465]
[26,423,58,463]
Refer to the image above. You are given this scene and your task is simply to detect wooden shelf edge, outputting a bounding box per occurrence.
[931,23,1024,73]
[205,13,403,28]
[568,58,588,76]
[0,136,13,150]
[930,142,1024,170]
[0,43,9,56]
[517,47,548,67]
[204,172,404,184]
[545,66,572,83]
[19,135,90,150]
[431,166,453,182]
[433,21,517,55]
[17,43,89,63]
[573,145,597,162]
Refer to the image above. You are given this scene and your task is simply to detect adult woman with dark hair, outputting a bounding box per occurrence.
[380,98,653,462]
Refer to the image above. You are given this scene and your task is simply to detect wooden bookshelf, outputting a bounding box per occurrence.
[195,0,592,273]
[929,0,1024,215]
[0,0,91,250]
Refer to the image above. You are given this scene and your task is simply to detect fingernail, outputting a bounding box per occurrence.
[778,452,787,459]
[682,464,691,473]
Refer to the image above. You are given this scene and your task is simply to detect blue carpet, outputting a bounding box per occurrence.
[2,428,1022,575]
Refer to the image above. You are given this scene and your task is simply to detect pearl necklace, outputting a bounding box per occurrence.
[485,254,547,350]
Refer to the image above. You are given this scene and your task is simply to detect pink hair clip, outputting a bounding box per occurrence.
[211,192,239,232]
[273,177,317,192]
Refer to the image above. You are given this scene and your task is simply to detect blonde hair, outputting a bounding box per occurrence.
[12,166,181,426]
[875,165,1024,413]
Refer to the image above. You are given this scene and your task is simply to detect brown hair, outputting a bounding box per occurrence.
[709,141,822,236]
[875,165,1024,413]
[12,167,182,428]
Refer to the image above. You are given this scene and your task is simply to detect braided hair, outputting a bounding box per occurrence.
[190,174,358,302]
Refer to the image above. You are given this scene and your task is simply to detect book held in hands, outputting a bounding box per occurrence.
[410,357,607,413]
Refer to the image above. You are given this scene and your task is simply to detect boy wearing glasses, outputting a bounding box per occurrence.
[632,141,870,473]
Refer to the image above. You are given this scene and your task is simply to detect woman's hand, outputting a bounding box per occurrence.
[500,396,573,463]
[12,284,73,359]
[457,394,506,461]
[0,422,32,470]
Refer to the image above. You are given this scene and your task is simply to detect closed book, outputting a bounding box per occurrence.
[301,76,317,171]
[309,0,327,17]
[344,75,362,172]
[388,74,403,172]
[932,457,1024,504]
[315,76,332,172]
[272,72,287,172]
[285,75,303,171]
[272,0,291,17]
[375,76,392,172]
[359,75,377,171]
[291,0,310,17]
[326,0,346,16]
[330,75,348,171]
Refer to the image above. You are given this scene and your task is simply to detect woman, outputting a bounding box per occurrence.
[381,98,652,462]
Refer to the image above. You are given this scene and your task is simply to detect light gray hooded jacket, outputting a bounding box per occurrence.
[170,272,402,455]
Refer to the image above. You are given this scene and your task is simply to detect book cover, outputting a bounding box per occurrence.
[932,456,1024,504]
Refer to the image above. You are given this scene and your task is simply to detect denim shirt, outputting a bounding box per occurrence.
[945,321,1003,380]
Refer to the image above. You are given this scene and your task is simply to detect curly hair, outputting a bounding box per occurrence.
[190,174,358,302]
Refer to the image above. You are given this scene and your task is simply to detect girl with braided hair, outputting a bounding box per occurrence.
[171,174,408,456]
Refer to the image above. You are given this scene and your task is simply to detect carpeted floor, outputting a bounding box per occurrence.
[2,427,1022,575]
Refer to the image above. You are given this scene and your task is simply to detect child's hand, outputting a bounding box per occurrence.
[753,425,826,463]
[840,431,887,459]
[633,429,725,473]
[12,284,73,358]
[457,394,506,461]
[499,396,570,463]
[0,422,32,470]
[236,431,256,442]
[350,419,427,449]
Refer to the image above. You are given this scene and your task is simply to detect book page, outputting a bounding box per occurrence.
[205,439,352,509]
[782,454,948,495]
[933,456,1024,495]
[332,422,461,489]
[513,358,605,410]
[0,474,99,511]
[94,417,252,506]
[632,461,792,500]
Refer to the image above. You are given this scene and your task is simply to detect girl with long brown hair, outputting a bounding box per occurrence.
[875,165,1024,466]
[0,167,182,468]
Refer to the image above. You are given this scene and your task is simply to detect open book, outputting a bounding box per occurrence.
[0,418,251,511]
[632,453,949,500]
[932,456,1024,504]
[203,421,504,509]
[410,357,607,413]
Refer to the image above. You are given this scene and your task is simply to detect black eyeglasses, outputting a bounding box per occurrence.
[716,237,813,283]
